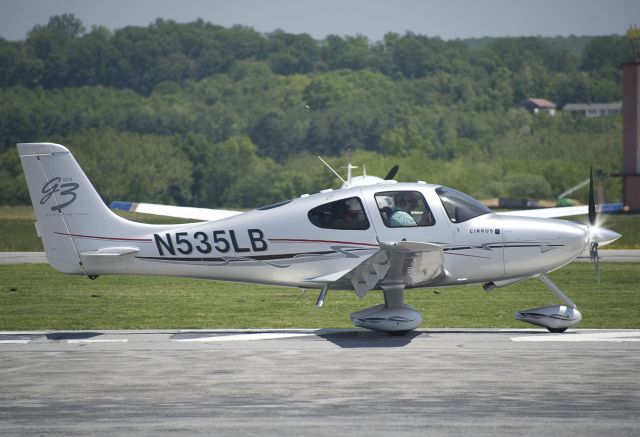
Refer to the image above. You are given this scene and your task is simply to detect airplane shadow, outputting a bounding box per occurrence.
[46,331,103,341]
[314,328,552,348]
[315,329,422,348]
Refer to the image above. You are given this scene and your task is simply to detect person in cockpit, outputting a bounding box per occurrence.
[390,192,419,227]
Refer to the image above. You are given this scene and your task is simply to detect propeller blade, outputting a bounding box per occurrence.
[588,166,596,226]
[384,165,399,180]
[587,167,600,285]
[590,242,600,285]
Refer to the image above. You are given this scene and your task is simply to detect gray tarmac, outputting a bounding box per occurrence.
[1,328,639,436]
[0,252,47,264]
[575,248,640,262]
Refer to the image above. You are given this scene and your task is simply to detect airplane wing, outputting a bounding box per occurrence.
[495,203,623,219]
[306,241,444,298]
[110,201,243,222]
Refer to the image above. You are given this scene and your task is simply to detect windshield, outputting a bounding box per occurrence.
[436,187,491,223]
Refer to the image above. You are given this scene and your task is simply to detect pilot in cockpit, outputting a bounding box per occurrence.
[391,192,418,227]
[387,191,435,227]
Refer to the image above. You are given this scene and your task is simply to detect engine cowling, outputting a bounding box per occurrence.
[350,304,422,333]
[515,305,582,331]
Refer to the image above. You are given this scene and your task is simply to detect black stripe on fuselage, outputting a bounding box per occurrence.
[443,243,564,251]
[136,248,372,263]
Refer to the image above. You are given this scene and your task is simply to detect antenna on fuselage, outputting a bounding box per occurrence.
[344,148,358,187]
[318,156,346,185]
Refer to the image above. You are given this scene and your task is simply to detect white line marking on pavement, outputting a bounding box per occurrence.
[0,340,30,344]
[173,333,315,342]
[512,331,640,342]
[67,339,129,344]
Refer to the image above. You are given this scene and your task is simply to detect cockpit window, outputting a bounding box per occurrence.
[308,197,369,230]
[436,186,491,223]
[375,191,435,228]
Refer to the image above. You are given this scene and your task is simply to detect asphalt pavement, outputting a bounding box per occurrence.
[1,328,639,436]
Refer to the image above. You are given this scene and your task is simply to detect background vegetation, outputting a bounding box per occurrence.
[0,14,632,208]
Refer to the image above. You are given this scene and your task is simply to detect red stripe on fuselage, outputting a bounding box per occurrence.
[269,238,378,247]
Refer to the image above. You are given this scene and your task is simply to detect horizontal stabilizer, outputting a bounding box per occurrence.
[80,247,139,257]
[79,246,140,274]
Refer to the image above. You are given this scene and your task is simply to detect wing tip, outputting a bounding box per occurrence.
[109,201,135,212]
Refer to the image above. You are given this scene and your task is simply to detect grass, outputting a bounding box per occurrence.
[1,262,638,331]
[1,206,638,251]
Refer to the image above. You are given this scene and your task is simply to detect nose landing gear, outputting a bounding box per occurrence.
[515,274,582,332]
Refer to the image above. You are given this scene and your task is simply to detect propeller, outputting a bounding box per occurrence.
[587,166,600,285]
[384,165,399,180]
[588,167,596,226]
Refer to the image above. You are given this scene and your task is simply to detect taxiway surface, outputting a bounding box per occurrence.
[1,329,639,436]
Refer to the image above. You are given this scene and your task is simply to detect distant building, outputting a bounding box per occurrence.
[517,98,556,115]
[562,102,622,118]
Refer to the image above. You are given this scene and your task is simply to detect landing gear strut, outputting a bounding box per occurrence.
[515,274,582,332]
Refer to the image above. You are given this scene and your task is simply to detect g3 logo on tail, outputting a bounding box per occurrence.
[40,177,79,210]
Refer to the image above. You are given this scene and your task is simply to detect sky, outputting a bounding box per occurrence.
[0,0,638,42]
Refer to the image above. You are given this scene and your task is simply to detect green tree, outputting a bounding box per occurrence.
[266,30,318,75]
[25,14,86,87]
[581,36,630,81]
[68,129,193,204]
[0,149,30,204]
[187,135,267,207]
[503,173,552,199]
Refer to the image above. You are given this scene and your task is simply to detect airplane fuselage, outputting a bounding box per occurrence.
[65,182,589,290]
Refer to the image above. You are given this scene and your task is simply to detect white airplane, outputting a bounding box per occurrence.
[18,143,621,334]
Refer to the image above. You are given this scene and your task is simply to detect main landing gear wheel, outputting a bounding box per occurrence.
[350,285,422,334]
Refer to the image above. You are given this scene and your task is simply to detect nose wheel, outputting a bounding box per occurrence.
[515,274,582,332]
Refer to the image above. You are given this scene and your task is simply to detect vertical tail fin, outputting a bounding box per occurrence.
[18,143,148,274]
